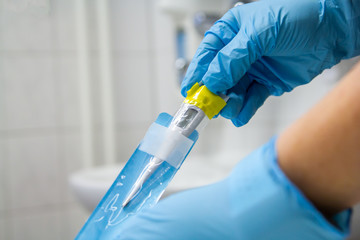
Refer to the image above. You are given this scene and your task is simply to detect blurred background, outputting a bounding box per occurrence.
[0,0,359,239]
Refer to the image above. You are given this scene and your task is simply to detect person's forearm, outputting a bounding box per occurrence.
[277,61,360,217]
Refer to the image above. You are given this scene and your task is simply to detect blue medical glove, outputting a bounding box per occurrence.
[181,0,360,127]
[116,138,351,240]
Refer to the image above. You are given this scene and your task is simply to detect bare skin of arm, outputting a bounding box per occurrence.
[277,61,360,217]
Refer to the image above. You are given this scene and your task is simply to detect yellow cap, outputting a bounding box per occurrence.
[184,83,227,119]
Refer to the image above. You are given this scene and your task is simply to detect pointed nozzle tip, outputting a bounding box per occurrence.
[122,198,131,208]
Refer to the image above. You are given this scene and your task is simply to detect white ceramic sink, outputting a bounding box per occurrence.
[69,152,241,212]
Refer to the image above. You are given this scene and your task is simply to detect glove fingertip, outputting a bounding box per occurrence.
[180,86,188,97]
[220,107,236,120]
[218,89,244,122]
[220,98,242,120]
[232,115,249,127]
[233,82,270,127]
[180,77,195,97]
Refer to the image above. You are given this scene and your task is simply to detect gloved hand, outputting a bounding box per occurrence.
[116,138,351,240]
[181,0,360,127]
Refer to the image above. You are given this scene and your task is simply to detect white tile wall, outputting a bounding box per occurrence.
[109,0,150,52]
[0,215,12,240]
[54,54,80,127]
[0,1,53,52]
[7,203,88,240]
[0,216,5,240]
[87,0,100,52]
[89,56,102,126]
[58,132,82,203]
[93,126,105,166]
[0,65,6,130]
[6,134,60,210]
[113,53,154,125]
[52,0,77,51]
[0,139,5,212]
[10,209,63,240]
[59,203,89,239]
[0,55,58,130]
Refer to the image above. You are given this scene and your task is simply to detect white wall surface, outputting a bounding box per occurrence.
[0,0,359,239]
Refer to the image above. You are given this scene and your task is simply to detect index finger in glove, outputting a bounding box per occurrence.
[181,10,239,97]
